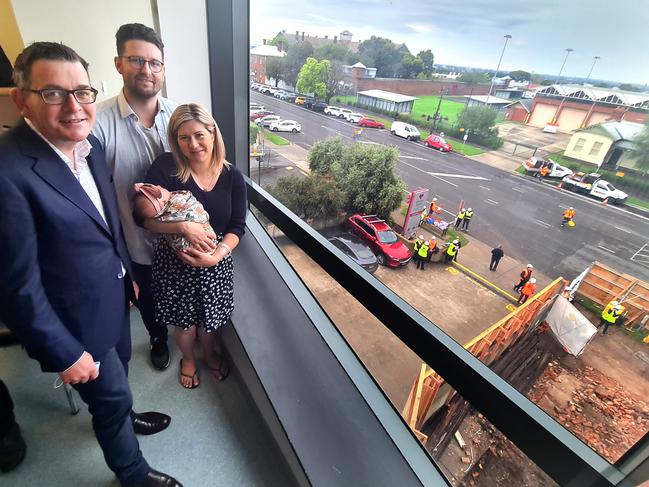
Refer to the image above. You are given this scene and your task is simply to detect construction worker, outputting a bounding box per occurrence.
[518,277,537,304]
[597,300,625,335]
[561,207,576,227]
[461,207,473,231]
[444,239,460,264]
[419,206,429,226]
[412,235,424,267]
[429,197,441,215]
[352,126,363,140]
[513,264,533,293]
[416,239,429,270]
[427,236,438,262]
[454,208,466,229]
[537,164,550,181]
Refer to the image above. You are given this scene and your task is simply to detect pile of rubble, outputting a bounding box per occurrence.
[529,362,649,462]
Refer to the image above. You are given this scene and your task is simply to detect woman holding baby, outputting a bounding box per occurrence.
[135,103,247,389]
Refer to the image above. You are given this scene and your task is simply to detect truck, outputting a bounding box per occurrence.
[522,157,573,178]
[561,172,628,204]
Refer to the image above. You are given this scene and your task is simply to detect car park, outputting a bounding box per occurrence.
[274,90,288,98]
[324,106,343,116]
[358,117,384,129]
[424,134,453,152]
[346,112,364,123]
[390,121,421,141]
[328,234,378,273]
[257,115,281,128]
[347,214,411,267]
[250,103,264,111]
[269,120,301,133]
[295,96,307,105]
[258,86,272,95]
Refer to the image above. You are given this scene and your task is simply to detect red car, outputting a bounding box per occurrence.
[347,214,411,267]
[249,110,273,121]
[358,117,385,129]
[424,134,453,152]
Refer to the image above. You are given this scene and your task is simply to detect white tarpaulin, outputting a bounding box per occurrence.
[545,296,597,357]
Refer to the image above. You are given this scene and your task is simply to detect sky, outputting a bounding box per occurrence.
[250,0,649,84]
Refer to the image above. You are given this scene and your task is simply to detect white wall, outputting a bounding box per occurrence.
[157,0,211,110]
[11,0,154,102]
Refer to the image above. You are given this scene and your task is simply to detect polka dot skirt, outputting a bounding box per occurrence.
[152,235,234,332]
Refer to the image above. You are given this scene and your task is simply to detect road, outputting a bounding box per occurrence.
[251,92,649,283]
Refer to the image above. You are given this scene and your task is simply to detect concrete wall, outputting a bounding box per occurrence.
[356,78,490,97]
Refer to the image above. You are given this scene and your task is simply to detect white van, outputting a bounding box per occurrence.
[391,121,421,141]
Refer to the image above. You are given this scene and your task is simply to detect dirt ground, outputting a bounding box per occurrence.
[275,239,511,411]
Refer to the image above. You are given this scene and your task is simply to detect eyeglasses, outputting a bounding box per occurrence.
[120,56,164,73]
[27,88,98,105]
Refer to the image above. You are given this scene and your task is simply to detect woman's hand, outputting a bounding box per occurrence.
[175,246,221,268]
[181,222,217,253]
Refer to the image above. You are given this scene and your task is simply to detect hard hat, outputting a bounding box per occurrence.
[527,264,533,268]
[468,208,472,211]
[614,303,622,308]
[431,236,436,240]
[453,239,459,244]
[611,300,619,305]
[530,278,537,283]
[419,235,424,240]
[569,207,574,210]
[433,197,438,201]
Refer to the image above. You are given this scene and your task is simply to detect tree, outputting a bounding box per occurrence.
[324,60,346,102]
[314,44,350,62]
[509,70,531,82]
[457,106,499,138]
[358,36,403,78]
[269,33,290,52]
[296,57,330,99]
[398,53,423,79]
[265,58,285,87]
[333,143,405,219]
[283,41,314,87]
[619,83,641,92]
[539,79,553,86]
[249,123,259,146]
[632,118,649,171]
[416,49,434,75]
[308,137,345,175]
[458,71,490,84]
[268,174,344,220]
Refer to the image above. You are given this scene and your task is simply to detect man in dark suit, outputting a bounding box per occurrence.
[0,42,181,487]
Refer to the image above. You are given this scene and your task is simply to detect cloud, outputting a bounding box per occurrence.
[406,23,433,34]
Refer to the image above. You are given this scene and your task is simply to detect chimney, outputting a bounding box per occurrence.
[334,36,338,43]
[295,30,299,40]
[262,39,266,45]
[324,35,328,39]
[301,31,305,41]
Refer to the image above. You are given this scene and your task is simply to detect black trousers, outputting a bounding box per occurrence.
[598,318,614,334]
[416,256,426,269]
[0,379,15,438]
[455,219,462,229]
[131,262,167,343]
[490,257,501,270]
[461,218,471,230]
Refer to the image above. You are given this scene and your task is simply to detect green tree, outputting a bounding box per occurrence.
[265,58,285,87]
[314,44,350,62]
[296,57,330,99]
[249,123,259,146]
[632,118,649,171]
[540,79,553,86]
[269,33,290,52]
[358,36,403,77]
[333,144,405,219]
[324,60,346,102]
[619,83,641,92]
[268,174,344,220]
[509,70,531,81]
[398,53,423,79]
[458,71,490,84]
[416,49,434,75]
[308,137,345,175]
[457,106,499,138]
[283,41,314,87]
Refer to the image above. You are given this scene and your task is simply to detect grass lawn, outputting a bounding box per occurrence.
[333,95,465,123]
[628,197,649,210]
[262,129,290,146]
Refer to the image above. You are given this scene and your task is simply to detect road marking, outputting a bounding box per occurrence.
[506,304,517,312]
[479,185,491,191]
[360,140,380,145]
[400,155,426,160]
[615,226,632,233]
[512,187,524,193]
[534,219,552,228]
[486,199,499,205]
[427,172,489,181]
[446,267,460,275]
[430,174,459,187]
[631,242,649,266]
[399,160,459,187]
[631,242,649,260]
[597,245,616,254]
[558,204,569,209]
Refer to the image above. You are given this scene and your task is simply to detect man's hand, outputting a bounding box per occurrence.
[133,281,140,301]
[59,351,99,384]
[175,246,220,268]
[181,222,216,253]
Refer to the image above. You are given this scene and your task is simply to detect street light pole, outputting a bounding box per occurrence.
[486,34,512,105]
[556,48,574,83]
[586,56,600,81]
[432,88,447,132]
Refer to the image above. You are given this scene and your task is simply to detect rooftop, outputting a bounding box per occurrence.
[357,89,418,103]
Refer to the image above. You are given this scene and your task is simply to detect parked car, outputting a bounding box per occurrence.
[328,234,378,273]
[324,106,343,116]
[345,112,363,123]
[285,93,298,103]
[250,103,264,111]
[522,157,573,178]
[274,90,287,98]
[310,101,328,112]
[358,117,385,129]
[337,108,353,119]
[268,87,282,96]
[424,134,453,152]
[561,172,628,204]
[391,121,420,141]
[257,115,281,128]
[347,214,411,267]
[249,109,274,121]
[295,96,307,105]
[269,120,301,133]
[258,86,272,95]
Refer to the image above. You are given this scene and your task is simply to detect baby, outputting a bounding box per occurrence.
[133,183,216,253]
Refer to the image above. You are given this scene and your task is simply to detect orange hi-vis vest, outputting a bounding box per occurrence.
[521,281,536,296]
[564,209,575,219]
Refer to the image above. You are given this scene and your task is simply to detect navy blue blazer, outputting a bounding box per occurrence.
[0,121,134,372]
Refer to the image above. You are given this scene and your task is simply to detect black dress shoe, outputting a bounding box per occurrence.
[131,411,171,436]
[0,422,26,473]
[139,468,183,487]
[150,338,170,370]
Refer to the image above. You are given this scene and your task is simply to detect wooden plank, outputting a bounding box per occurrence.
[409,363,428,428]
